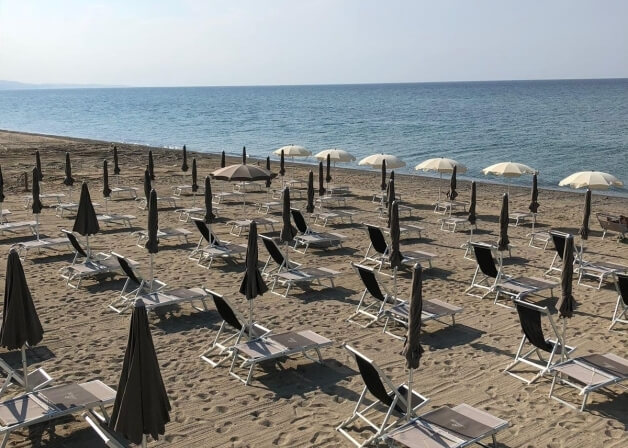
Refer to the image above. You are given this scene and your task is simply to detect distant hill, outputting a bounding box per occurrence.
[0,80,123,90]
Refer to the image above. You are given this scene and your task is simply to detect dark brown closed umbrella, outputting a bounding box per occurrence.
[146,189,159,289]
[579,189,591,241]
[387,178,396,228]
[468,181,477,226]
[447,165,458,200]
[204,176,215,225]
[73,182,100,257]
[143,168,151,201]
[35,150,43,181]
[528,173,539,213]
[380,159,387,191]
[1,250,44,392]
[239,221,268,328]
[279,149,286,177]
[0,165,5,203]
[265,156,272,188]
[306,170,315,213]
[326,153,332,184]
[113,145,121,175]
[497,193,509,252]
[557,234,576,348]
[191,158,198,193]
[103,160,111,213]
[109,300,171,446]
[401,263,425,419]
[148,151,155,181]
[220,150,226,168]
[63,152,75,187]
[181,145,188,172]
[318,162,325,196]
[389,201,403,269]
[32,167,42,220]
[385,171,394,203]
[280,187,297,243]
[242,146,247,165]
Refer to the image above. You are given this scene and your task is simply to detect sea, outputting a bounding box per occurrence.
[1,79,627,192]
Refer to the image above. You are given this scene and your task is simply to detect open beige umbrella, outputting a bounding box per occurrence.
[559,171,624,190]
[358,153,405,170]
[314,148,355,164]
[482,161,536,195]
[415,157,467,203]
[273,145,311,180]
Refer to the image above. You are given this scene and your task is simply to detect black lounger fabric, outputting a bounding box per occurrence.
[515,304,553,353]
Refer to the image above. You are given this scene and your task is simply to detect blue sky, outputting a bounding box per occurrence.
[1,0,627,86]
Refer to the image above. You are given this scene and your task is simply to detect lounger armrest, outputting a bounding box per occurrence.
[83,410,128,448]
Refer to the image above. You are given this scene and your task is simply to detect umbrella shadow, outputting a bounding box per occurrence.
[300,247,359,257]
[579,391,628,424]
[0,345,56,367]
[422,324,485,350]
[290,286,355,303]
[99,226,143,235]
[29,253,73,265]
[152,307,219,334]
[501,256,530,266]
[469,341,513,358]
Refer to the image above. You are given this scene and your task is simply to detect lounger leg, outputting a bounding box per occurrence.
[1,433,10,448]
[580,392,589,412]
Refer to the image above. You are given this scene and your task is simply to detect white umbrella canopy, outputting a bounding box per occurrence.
[482,162,536,178]
[559,171,624,190]
[314,148,356,163]
[415,157,467,174]
[358,153,406,169]
[273,145,311,157]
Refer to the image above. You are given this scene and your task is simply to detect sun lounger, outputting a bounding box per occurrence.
[578,259,628,290]
[107,252,167,312]
[327,185,351,196]
[372,190,400,203]
[0,210,11,224]
[438,215,475,233]
[55,202,100,218]
[596,212,628,241]
[10,236,70,261]
[110,186,138,199]
[370,222,425,240]
[509,211,535,227]
[272,187,304,199]
[172,184,205,197]
[0,353,52,397]
[256,200,281,214]
[609,273,628,330]
[189,220,246,268]
[312,208,358,227]
[233,181,263,192]
[337,345,429,447]
[228,329,332,385]
[466,242,556,306]
[259,235,340,297]
[385,404,510,448]
[545,231,576,276]
[0,380,116,448]
[133,227,191,248]
[175,206,220,222]
[433,200,467,215]
[135,195,178,210]
[23,192,65,209]
[291,209,346,253]
[136,287,210,313]
[363,225,435,271]
[0,221,38,237]
[284,179,307,189]
[315,195,347,208]
[548,353,628,411]
[376,203,415,219]
[200,292,271,367]
[528,230,551,250]
[504,300,576,384]
[97,214,135,228]
[213,190,245,204]
[228,217,278,236]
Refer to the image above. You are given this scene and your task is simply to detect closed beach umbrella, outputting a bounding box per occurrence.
[380,159,387,191]
[1,250,44,392]
[447,165,458,201]
[265,156,272,188]
[559,171,623,190]
[181,145,188,172]
[146,189,159,289]
[402,263,424,419]
[318,162,325,196]
[63,152,75,187]
[386,170,394,200]
[242,146,247,165]
[529,173,539,213]
[35,150,43,181]
[109,300,171,447]
[103,160,111,212]
[148,151,155,181]
[31,168,42,239]
[468,181,477,226]
[73,182,100,258]
[579,189,591,241]
[387,179,396,228]
[191,158,198,193]
[0,165,5,203]
[239,221,268,328]
[326,153,332,185]
[389,201,403,270]
[280,187,297,243]
[220,150,226,168]
[113,145,121,175]
[482,162,536,196]
[415,157,467,203]
[557,234,576,349]
[359,153,405,170]
[497,193,509,253]
[279,150,286,177]
[204,176,215,225]
[306,171,315,213]
[143,169,151,201]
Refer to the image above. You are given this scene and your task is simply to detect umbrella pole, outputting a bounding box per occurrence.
[249,299,253,332]
[561,318,566,362]
[438,172,442,204]
[142,434,147,448]
[35,214,40,240]
[149,253,154,292]
[21,345,29,392]
[407,367,413,420]
[86,234,90,259]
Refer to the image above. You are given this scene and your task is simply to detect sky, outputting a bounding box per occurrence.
[1,0,627,87]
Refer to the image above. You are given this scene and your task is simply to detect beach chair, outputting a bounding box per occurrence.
[189,220,246,268]
[172,184,205,197]
[23,192,65,209]
[213,190,245,204]
[545,231,577,276]
[362,225,435,271]
[438,215,474,233]
[97,214,136,228]
[0,353,52,397]
[336,345,429,447]
[133,227,191,248]
[528,230,552,250]
[548,353,628,411]
[596,212,628,241]
[259,235,340,297]
[10,236,70,261]
[0,221,38,238]
[311,207,358,227]
[228,329,332,385]
[290,208,346,253]
[135,195,177,210]
[578,258,628,290]
[83,410,132,448]
[110,185,138,199]
[134,287,210,313]
[175,206,220,222]
[315,195,347,208]
[0,380,116,448]
[228,217,279,236]
[504,300,576,384]
[0,210,10,224]
[384,404,510,448]
[433,200,467,215]
[234,181,263,192]
[509,211,534,227]
[609,273,628,330]
[466,242,556,306]
[200,292,271,367]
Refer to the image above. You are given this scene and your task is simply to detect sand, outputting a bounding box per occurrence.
[0,129,626,447]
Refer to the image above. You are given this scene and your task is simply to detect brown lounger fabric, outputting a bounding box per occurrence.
[421,406,493,440]
[579,354,628,377]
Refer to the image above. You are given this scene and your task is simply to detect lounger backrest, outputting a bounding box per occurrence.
[64,231,87,258]
[355,264,386,302]
[366,225,388,255]
[515,302,554,353]
[260,235,286,267]
[291,209,308,234]
[211,293,243,331]
[472,243,498,279]
[617,273,628,306]
[550,231,567,260]
[115,255,141,286]
[353,351,394,408]
[193,219,210,243]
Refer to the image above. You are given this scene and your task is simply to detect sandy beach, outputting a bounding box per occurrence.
[0,129,626,447]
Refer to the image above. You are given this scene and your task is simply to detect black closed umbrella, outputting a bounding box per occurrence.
[242,146,247,165]
[318,162,325,196]
[265,156,272,188]
[389,201,403,270]
[113,145,121,175]
[103,160,112,212]
[497,193,509,254]
[0,165,5,204]
[387,179,396,228]
[63,152,75,187]
[32,167,42,239]
[1,250,44,392]
[579,188,591,242]
[35,150,43,181]
[401,263,424,419]
[109,300,171,447]
[557,234,576,351]
[204,176,215,225]
[447,165,458,202]
[220,150,226,168]
[191,158,198,194]
[385,171,394,204]
[181,145,188,172]
[529,173,539,231]
[73,182,100,258]
[306,170,315,213]
[280,187,297,243]
[146,189,159,290]
[380,159,387,191]
[143,168,151,202]
[279,149,286,178]
[239,221,268,329]
[468,181,477,246]
[148,151,155,181]
[326,153,332,186]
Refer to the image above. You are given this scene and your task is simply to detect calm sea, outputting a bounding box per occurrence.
[1,79,627,190]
